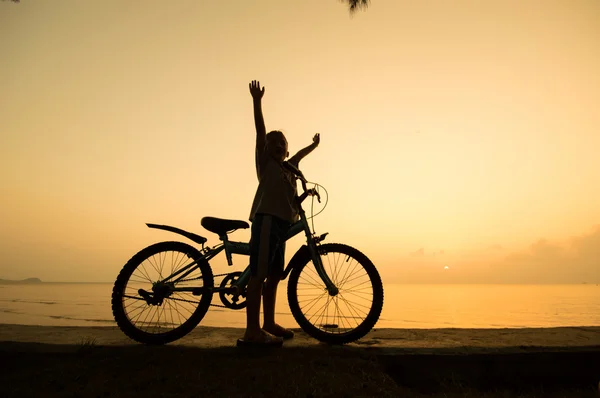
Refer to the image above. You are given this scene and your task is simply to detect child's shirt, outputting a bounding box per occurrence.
[249,152,299,224]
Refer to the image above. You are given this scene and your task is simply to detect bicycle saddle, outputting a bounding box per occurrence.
[201,217,249,235]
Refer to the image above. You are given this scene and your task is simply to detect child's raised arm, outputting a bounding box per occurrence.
[289,133,320,166]
[249,80,266,156]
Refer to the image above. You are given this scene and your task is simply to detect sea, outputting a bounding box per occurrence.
[0,283,598,329]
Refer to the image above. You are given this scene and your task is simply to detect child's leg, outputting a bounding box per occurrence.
[262,219,294,339]
[262,270,281,327]
[262,272,293,338]
[244,275,263,337]
[243,214,282,343]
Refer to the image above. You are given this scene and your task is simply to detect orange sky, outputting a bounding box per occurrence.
[1,0,599,283]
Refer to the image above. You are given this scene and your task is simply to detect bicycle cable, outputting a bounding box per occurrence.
[304,181,329,235]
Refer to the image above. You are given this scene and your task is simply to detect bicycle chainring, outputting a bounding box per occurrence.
[218,272,247,310]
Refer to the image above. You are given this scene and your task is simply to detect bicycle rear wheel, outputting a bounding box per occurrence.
[111,241,214,344]
[287,243,384,344]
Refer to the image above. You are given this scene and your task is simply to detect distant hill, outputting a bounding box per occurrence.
[0,277,43,284]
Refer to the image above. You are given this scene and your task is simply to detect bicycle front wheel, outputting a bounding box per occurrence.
[111,241,214,345]
[287,243,384,344]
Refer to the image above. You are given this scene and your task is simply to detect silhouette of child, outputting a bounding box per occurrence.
[239,80,320,346]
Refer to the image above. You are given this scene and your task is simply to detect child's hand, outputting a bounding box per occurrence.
[249,80,265,100]
[313,133,320,146]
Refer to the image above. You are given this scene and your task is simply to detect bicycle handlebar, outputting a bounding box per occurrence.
[283,161,321,203]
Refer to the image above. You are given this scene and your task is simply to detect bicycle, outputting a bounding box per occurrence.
[111,166,384,345]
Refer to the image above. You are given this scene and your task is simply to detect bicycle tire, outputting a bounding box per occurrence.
[111,241,214,345]
[287,243,384,344]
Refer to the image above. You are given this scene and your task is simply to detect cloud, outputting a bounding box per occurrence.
[501,225,600,283]
[387,226,599,284]
[410,248,425,257]
[409,248,445,257]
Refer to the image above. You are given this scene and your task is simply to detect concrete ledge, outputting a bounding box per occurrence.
[1,324,599,395]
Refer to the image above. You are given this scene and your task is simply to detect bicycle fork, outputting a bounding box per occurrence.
[277,238,338,296]
[306,240,339,296]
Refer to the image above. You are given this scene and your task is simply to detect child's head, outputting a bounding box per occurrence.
[265,130,288,162]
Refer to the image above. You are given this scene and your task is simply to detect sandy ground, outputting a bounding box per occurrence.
[0,324,599,354]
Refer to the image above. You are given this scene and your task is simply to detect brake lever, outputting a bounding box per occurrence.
[309,188,321,203]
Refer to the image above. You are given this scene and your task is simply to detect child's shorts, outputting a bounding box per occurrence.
[249,213,291,280]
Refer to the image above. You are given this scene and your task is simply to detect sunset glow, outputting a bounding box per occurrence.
[1,0,599,284]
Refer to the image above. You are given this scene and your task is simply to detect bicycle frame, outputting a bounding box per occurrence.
[153,193,338,296]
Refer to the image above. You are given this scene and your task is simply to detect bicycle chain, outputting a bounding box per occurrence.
[178,271,235,283]
[167,295,230,309]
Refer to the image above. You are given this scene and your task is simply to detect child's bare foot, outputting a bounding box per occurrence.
[263,323,294,340]
[238,329,283,347]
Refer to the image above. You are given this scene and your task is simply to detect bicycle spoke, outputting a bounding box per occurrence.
[170,251,188,276]
[127,275,152,285]
[144,256,162,280]
[340,297,370,319]
[345,292,371,302]
[139,303,156,331]
[123,300,149,322]
[171,298,187,324]
[333,253,349,285]
[340,271,370,290]
[166,299,176,329]
[338,259,361,288]
[305,295,333,326]
[332,296,352,330]
[334,253,353,289]
[299,266,326,289]
[135,263,154,284]
[298,289,329,314]
[157,252,166,281]
[169,250,189,279]
[314,294,333,329]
